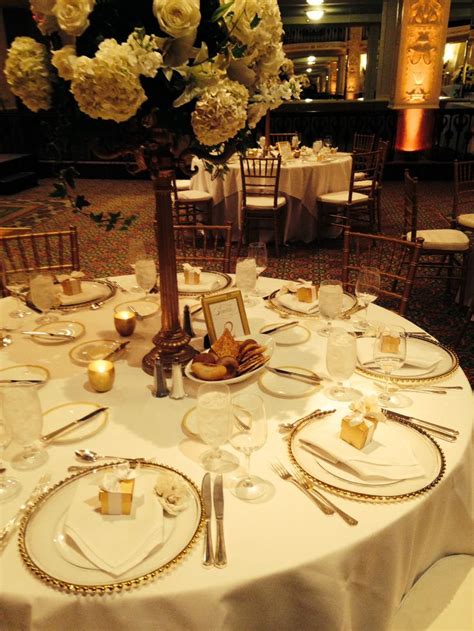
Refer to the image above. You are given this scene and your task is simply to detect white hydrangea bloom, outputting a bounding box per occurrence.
[54,0,95,37]
[4,37,52,112]
[126,30,163,78]
[191,79,249,146]
[51,44,77,80]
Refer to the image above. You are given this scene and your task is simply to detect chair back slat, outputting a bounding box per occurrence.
[453,160,474,218]
[269,132,299,145]
[349,150,380,202]
[162,223,233,274]
[342,228,423,316]
[403,169,420,240]
[240,156,282,208]
[353,133,376,152]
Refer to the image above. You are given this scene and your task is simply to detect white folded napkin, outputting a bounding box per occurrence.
[301,419,425,481]
[58,281,106,305]
[277,291,318,314]
[177,272,219,292]
[64,474,164,576]
[357,338,442,371]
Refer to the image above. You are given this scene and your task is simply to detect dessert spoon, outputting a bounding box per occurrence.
[74,448,128,462]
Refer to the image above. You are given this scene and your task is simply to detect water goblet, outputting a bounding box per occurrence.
[373,325,411,408]
[230,393,270,501]
[196,384,238,473]
[312,140,322,156]
[0,421,22,502]
[325,328,360,401]
[291,135,300,150]
[29,272,59,324]
[247,242,268,297]
[235,257,257,306]
[128,237,147,292]
[354,266,380,329]
[1,384,48,470]
[5,271,31,319]
[135,256,157,300]
[318,279,343,336]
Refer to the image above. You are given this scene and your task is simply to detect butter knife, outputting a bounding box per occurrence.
[102,340,130,361]
[41,407,108,443]
[266,366,321,384]
[201,473,214,567]
[213,474,227,568]
[0,379,44,384]
[22,330,73,339]
[261,321,299,335]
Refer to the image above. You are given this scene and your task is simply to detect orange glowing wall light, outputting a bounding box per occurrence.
[395,108,435,152]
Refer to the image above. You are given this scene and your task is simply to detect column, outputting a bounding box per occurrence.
[376,0,400,100]
[337,54,347,96]
[364,24,380,100]
[345,27,363,100]
[329,61,338,95]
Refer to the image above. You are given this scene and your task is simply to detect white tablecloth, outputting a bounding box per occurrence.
[191,155,352,243]
[0,276,472,631]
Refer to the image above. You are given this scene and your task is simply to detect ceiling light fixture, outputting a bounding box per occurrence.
[306,9,324,21]
[306,0,324,5]
[307,55,316,63]
[306,68,312,73]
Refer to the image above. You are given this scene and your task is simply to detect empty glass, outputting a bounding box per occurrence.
[354,267,380,329]
[235,257,257,305]
[5,271,31,319]
[325,328,360,401]
[247,242,268,296]
[291,135,300,150]
[230,393,270,501]
[135,257,157,300]
[318,279,343,336]
[1,384,48,469]
[128,237,147,292]
[196,384,238,473]
[29,272,59,324]
[373,325,410,408]
[0,421,21,502]
[312,139,322,155]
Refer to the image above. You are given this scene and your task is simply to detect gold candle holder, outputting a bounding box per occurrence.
[88,360,115,393]
[114,310,136,337]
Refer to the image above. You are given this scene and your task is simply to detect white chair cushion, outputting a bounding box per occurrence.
[406,229,470,251]
[353,179,375,188]
[457,214,474,229]
[390,554,474,631]
[176,179,191,191]
[177,190,212,203]
[317,190,368,204]
[245,195,286,210]
[354,171,366,181]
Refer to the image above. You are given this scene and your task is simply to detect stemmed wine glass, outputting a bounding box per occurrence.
[354,266,380,329]
[318,279,343,336]
[247,242,268,296]
[134,256,157,301]
[196,384,238,473]
[323,136,333,149]
[230,393,270,501]
[1,384,48,470]
[373,324,410,408]
[0,421,21,501]
[291,135,300,150]
[29,272,59,324]
[325,328,360,401]
[5,271,31,319]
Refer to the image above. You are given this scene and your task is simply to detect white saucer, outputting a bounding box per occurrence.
[0,364,50,385]
[32,321,85,344]
[42,402,109,444]
[258,365,320,398]
[69,339,121,366]
[259,323,310,346]
[114,299,159,318]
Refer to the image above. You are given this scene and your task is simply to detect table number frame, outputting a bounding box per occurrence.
[201,290,250,343]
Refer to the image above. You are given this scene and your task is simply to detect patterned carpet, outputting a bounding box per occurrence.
[2,177,473,385]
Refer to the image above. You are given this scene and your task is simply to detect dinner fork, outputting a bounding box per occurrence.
[271,461,334,515]
[293,471,358,526]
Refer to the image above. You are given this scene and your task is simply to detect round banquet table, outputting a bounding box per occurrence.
[0,275,472,631]
[190,154,352,243]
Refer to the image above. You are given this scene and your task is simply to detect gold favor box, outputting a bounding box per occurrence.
[340,416,376,450]
[297,285,317,303]
[99,479,135,515]
[184,269,200,285]
[62,278,82,295]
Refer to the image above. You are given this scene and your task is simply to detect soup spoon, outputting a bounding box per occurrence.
[75,448,128,462]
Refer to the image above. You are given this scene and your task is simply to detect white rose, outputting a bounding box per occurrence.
[54,0,95,37]
[51,44,77,80]
[153,0,200,40]
[154,472,190,516]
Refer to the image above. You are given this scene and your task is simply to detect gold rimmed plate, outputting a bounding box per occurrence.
[18,462,203,593]
[356,337,459,384]
[259,365,320,398]
[31,321,85,345]
[259,323,311,346]
[42,402,109,444]
[175,271,232,296]
[114,300,159,318]
[69,339,121,366]
[288,413,445,502]
[0,364,50,385]
[267,289,356,318]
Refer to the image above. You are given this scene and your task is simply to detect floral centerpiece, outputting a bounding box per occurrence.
[4,0,300,372]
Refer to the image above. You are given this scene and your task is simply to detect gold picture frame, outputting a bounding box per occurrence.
[201,290,250,343]
[276,141,293,159]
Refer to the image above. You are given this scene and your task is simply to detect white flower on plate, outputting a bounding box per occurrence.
[153,0,200,41]
[348,396,386,426]
[4,37,52,112]
[54,0,95,37]
[154,471,190,515]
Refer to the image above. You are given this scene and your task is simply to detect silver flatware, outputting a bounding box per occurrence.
[293,470,358,526]
[213,474,227,568]
[261,321,299,335]
[266,366,321,384]
[102,340,130,361]
[0,379,44,384]
[127,305,144,321]
[41,407,108,443]
[74,448,127,463]
[382,408,458,441]
[22,330,74,339]
[201,473,214,567]
[278,408,336,433]
[271,461,334,515]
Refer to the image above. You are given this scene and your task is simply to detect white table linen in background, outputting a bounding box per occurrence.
[0,275,472,631]
[191,155,352,243]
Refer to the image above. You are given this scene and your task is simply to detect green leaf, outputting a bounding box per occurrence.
[250,13,262,29]
[232,43,247,58]
[211,1,234,22]
[74,195,90,210]
[49,182,67,198]
[90,212,104,224]
[61,166,79,188]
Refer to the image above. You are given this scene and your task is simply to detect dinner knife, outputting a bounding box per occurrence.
[102,340,130,361]
[201,473,214,567]
[41,407,108,443]
[213,474,227,568]
[382,409,458,439]
[0,379,44,384]
[261,321,299,335]
[22,330,73,339]
[266,366,321,384]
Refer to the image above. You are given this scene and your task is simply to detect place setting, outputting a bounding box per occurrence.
[175,264,232,297]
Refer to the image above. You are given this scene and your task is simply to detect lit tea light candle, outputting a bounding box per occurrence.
[114,310,136,337]
[88,360,115,393]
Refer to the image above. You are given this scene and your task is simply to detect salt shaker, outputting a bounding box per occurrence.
[169,362,186,399]
[153,357,169,398]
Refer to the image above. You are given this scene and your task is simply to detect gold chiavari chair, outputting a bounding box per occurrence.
[354,140,389,232]
[269,132,299,145]
[352,132,376,152]
[171,174,213,225]
[453,159,474,234]
[342,228,423,317]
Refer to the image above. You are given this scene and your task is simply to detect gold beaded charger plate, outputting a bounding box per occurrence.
[356,337,458,385]
[0,364,50,384]
[18,462,203,593]
[174,271,232,296]
[266,289,356,318]
[28,280,116,312]
[288,414,445,502]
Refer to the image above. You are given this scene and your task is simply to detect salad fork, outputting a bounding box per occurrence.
[271,461,334,515]
[293,471,358,526]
